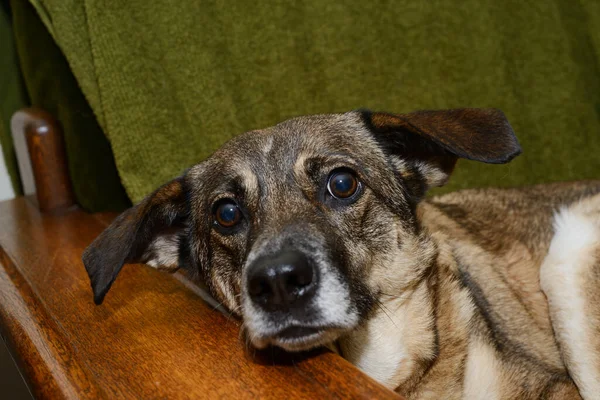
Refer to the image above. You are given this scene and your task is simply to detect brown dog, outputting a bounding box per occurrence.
[83,109,600,399]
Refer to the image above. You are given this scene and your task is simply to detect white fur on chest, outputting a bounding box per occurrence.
[339,282,436,390]
[340,309,409,387]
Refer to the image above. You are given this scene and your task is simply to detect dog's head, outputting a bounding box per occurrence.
[83,108,520,351]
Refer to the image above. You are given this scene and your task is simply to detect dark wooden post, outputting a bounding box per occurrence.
[10,108,75,211]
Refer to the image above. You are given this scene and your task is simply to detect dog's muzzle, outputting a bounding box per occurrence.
[242,228,358,351]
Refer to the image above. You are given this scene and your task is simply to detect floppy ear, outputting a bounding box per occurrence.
[361,108,521,197]
[82,177,189,305]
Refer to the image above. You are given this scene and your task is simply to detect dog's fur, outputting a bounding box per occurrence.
[83,108,600,399]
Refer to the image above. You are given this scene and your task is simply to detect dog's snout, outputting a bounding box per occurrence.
[247,250,317,311]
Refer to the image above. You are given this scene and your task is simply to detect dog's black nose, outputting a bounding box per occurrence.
[247,250,317,312]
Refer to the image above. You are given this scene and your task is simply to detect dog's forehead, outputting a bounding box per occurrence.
[196,111,376,179]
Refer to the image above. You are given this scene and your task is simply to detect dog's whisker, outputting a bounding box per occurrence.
[239,324,256,355]
[210,299,226,312]
[379,292,401,298]
[376,300,400,330]
[223,302,242,320]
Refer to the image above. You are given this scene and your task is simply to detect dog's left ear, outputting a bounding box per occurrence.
[82,177,189,305]
[362,108,521,197]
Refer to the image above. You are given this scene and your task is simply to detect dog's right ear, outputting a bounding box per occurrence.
[82,177,189,305]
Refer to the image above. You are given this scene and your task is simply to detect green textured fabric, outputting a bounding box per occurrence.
[26,1,600,203]
[10,0,130,211]
[0,3,26,195]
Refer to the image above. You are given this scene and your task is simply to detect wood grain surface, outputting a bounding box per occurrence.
[0,197,402,399]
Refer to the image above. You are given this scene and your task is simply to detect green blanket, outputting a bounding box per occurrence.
[9,0,130,211]
[9,1,600,206]
[0,2,26,195]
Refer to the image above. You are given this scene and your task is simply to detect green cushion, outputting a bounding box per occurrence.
[10,0,130,211]
[16,1,600,204]
[0,2,26,195]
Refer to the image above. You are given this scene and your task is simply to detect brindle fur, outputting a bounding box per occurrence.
[83,109,600,399]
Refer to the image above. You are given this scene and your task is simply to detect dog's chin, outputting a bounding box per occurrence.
[250,326,347,352]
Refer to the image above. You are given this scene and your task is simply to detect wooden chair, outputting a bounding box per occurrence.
[0,108,402,399]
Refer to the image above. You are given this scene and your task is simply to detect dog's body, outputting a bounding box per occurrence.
[83,109,600,399]
[341,181,600,399]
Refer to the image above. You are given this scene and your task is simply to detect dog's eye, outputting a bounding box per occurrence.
[327,169,360,199]
[214,200,242,228]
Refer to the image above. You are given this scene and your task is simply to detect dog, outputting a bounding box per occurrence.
[83,108,600,399]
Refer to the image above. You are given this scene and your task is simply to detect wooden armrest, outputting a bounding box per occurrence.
[11,108,75,211]
[0,200,400,399]
[1,108,402,398]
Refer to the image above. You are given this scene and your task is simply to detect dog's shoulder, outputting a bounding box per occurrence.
[419,180,600,245]
[414,181,600,398]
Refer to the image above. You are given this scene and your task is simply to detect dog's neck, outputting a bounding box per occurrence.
[338,228,472,396]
